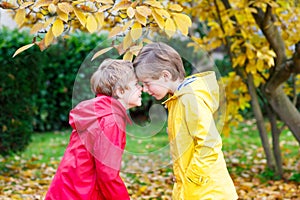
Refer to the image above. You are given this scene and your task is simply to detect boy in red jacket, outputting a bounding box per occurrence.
[45,59,142,200]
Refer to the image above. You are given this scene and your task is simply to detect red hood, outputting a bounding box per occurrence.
[68,95,131,171]
[69,95,131,132]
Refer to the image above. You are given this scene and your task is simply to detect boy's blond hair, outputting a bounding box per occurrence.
[133,42,186,81]
[90,58,135,96]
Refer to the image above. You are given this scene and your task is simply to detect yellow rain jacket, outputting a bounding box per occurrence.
[164,71,238,200]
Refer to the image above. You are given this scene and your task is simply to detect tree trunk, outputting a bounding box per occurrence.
[265,87,300,144]
[252,5,300,143]
[247,74,275,170]
[266,104,283,177]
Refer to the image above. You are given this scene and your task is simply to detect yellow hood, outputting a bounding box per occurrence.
[164,71,219,113]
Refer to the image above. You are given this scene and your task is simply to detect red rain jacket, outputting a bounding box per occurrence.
[45,95,131,200]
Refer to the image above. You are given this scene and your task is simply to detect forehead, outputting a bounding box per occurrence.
[138,77,156,82]
[128,77,138,83]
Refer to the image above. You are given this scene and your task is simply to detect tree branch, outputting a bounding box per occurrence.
[251,5,294,94]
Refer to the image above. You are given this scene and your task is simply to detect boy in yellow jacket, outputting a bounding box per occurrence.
[133,42,238,200]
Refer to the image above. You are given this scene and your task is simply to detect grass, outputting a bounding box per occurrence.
[126,122,169,154]
[20,130,70,165]
[222,120,299,160]
[2,120,299,180]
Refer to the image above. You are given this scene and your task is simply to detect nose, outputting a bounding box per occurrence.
[138,84,142,91]
[142,86,148,92]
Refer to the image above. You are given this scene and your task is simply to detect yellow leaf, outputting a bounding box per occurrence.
[154,8,170,19]
[91,46,113,61]
[36,39,46,51]
[136,6,151,17]
[95,12,104,28]
[48,3,57,14]
[96,0,114,4]
[142,38,153,44]
[131,22,142,41]
[86,14,97,33]
[230,39,243,51]
[246,7,257,14]
[30,22,44,34]
[135,12,147,26]
[238,54,246,66]
[109,26,123,38]
[233,54,246,68]
[114,43,126,55]
[74,8,86,27]
[119,13,127,19]
[52,18,64,37]
[44,16,55,29]
[152,9,165,29]
[12,43,35,58]
[256,59,264,71]
[45,27,54,47]
[57,7,69,22]
[267,56,274,67]
[244,42,255,50]
[164,18,176,37]
[144,0,163,8]
[267,50,276,57]
[98,4,113,12]
[123,51,133,61]
[246,48,255,59]
[123,32,133,50]
[130,43,143,56]
[127,7,135,19]
[57,2,73,14]
[20,2,34,9]
[168,4,183,12]
[123,20,133,32]
[114,1,131,11]
[172,13,192,36]
[138,185,148,193]
[14,9,26,27]
[209,39,222,50]
[34,0,52,8]
[246,62,256,74]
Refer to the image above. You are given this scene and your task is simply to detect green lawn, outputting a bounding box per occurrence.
[16,120,299,174]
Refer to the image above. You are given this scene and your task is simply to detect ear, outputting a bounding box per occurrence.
[115,88,125,99]
[161,70,172,81]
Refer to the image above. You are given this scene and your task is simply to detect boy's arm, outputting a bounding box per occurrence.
[94,122,130,200]
[183,95,221,185]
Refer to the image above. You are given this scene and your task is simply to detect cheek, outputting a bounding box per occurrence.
[148,85,157,92]
[150,85,167,94]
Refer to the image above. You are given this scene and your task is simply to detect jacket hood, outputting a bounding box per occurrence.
[164,71,220,113]
[69,95,131,133]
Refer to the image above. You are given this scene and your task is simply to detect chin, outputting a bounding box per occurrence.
[129,102,141,108]
[155,96,163,100]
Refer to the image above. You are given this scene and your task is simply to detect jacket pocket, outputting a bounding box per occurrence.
[185,170,210,185]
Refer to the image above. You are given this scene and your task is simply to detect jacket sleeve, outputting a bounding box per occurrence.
[182,94,221,185]
[94,121,130,200]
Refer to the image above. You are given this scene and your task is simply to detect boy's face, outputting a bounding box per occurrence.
[122,78,142,109]
[140,77,169,100]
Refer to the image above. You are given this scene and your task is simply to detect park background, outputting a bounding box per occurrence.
[0,1,300,199]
